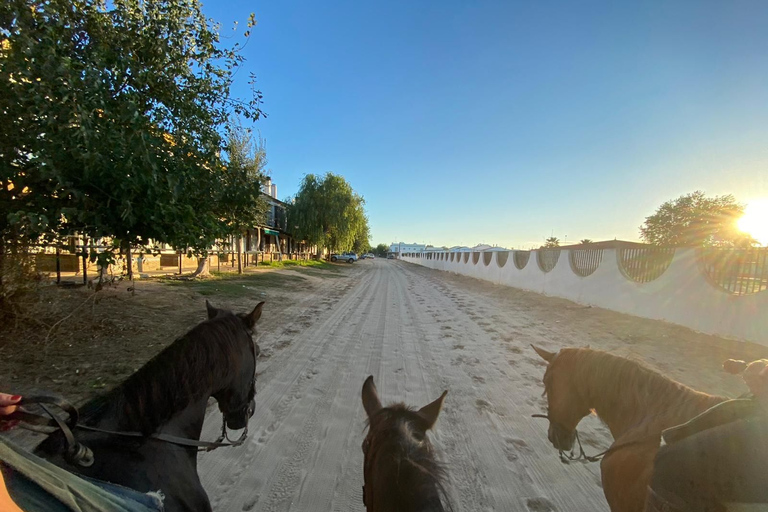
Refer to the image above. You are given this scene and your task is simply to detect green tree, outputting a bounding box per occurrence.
[373,243,389,257]
[0,0,263,282]
[639,191,755,247]
[542,236,560,248]
[580,239,594,244]
[352,221,371,255]
[287,173,369,254]
[193,124,268,275]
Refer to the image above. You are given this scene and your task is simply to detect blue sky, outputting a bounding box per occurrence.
[203,0,768,249]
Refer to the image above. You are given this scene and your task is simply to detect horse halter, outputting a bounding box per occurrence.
[361,434,372,509]
[531,413,607,463]
[9,395,251,467]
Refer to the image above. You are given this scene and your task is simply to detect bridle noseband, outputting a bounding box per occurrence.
[531,413,608,463]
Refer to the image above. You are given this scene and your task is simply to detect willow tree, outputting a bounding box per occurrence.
[288,173,369,255]
[0,0,263,288]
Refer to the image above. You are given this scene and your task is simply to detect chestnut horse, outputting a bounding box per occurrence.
[361,376,450,512]
[532,345,726,512]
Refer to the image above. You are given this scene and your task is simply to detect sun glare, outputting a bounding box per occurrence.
[738,199,768,246]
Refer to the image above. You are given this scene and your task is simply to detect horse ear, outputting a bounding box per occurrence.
[723,359,747,375]
[417,390,447,430]
[362,375,382,419]
[244,302,266,329]
[531,344,556,363]
[206,300,218,319]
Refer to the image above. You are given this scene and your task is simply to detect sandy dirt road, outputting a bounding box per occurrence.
[198,259,767,512]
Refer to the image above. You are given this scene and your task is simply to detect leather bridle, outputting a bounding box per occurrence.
[361,434,372,509]
[8,393,253,468]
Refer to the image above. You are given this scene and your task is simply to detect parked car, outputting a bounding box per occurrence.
[360,253,375,260]
[386,254,395,260]
[331,252,357,263]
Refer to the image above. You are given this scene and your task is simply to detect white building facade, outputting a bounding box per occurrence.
[389,242,426,254]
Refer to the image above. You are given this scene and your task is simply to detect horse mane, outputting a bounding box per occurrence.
[78,312,252,434]
[366,404,452,512]
[557,348,726,436]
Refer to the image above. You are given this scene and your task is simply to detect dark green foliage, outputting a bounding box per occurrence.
[640,191,755,247]
[0,0,264,263]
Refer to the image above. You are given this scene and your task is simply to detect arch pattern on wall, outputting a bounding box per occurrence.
[472,252,480,265]
[513,251,530,270]
[698,247,768,295]
[617,247,675,283]
[569,249,603,277]
[463,252,470,264]
[537,249,560,273]
[482,252,493,266]
[496,251,510,268]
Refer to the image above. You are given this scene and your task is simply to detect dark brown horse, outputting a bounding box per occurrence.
[532,345,727,512]
[33,301,265,511]
[361,376,450,512]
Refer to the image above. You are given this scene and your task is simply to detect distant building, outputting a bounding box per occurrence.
[389,242,426,254]
[241,178,311,256]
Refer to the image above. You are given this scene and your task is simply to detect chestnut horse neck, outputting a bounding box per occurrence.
[563,348,727,439]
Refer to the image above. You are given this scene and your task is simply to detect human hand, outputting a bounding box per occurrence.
[0,393,21,431]
[743,359,768,402]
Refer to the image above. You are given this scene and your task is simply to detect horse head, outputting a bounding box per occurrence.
[361,376,449,512]
[207,301,264,430]
[532,345,591,452]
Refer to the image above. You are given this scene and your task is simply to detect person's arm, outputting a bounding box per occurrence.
[743,360,768,405]
[0,394,21,432]
[0,393,24,511]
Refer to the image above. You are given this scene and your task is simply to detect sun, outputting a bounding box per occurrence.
[737,199,768,246]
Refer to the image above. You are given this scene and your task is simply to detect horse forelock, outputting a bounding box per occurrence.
[79,312,255,434]
[365,405,451,512]
[555,348,726,432]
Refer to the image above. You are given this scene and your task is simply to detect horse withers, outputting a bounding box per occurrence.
[361,376,451,512]
[531,345,726,512]
[32,301,265,512]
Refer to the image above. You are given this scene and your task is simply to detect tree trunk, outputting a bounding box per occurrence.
[191,256,210,277]
[82,236,88,285]
[0,235,5,293]
[55,246,61,284]
[95,256,109,292]
[126,244,133,281]
[0,236,5,304]
[237,235,243,274]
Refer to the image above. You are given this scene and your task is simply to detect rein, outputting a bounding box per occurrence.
[9,395,250,467]
[531,414,609,463]
[531,413,656,464]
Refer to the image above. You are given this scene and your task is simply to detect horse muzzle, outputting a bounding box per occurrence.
[224,399,255,430]
[549,422,576,451]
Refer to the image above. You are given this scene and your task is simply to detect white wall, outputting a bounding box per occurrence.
[402,249,768,346]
